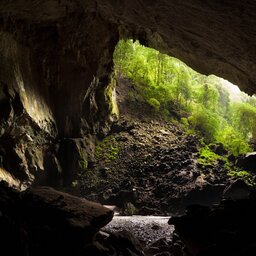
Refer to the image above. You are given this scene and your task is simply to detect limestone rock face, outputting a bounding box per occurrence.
[0,0,256,183]
[23,186,114,233]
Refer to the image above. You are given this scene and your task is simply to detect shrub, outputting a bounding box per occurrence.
[188,107,220,143]
[228,170,256,187]
[147,98,161,110]
[198,146,221,167]
[95,136,119,163]
[217,126,252,156]
[181,117,189,129]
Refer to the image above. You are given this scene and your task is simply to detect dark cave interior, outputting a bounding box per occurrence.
[1,1,256,255]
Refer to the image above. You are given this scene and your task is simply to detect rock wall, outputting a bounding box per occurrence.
[0,0,256,185]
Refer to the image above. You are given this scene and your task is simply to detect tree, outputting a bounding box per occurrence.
[230,102,256,140]
[217,126,252,156]
[113,39,134,78]
[215,83,230,117]
[188,107,221,143]
[197,81,219,111]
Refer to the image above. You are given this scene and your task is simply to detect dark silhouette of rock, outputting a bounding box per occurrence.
[209,143,228,156]
[223,178,251,200]
[106,230,144,256]
[0,182,113,256]
[169,192,256,256]
[137,206,162,216]
[103,189,138,214]
[237,152,256,172]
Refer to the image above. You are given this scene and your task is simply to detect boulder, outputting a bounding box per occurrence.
[103,189,138,209]
[0,182,114,256]
[223,178,251,200]
[86,229,145,256]
[237,152,256,172]
[106,230,144,256]
[169,194,256,256]
[22,186,114,237]
[137,206,162,216]
[209,143,228,156]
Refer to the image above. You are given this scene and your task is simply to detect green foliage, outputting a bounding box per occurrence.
[216,83,230,116]
[75,149,100,189]
[122,202,137,216]
[78,149,88,170]
[230,102,256,140]
[148,98,161,110]
[228,170,256,187]
[76,168,101,190]
[188,107,221,143]
[198,145,256,187]
[78,158,88,170]
[198,146,221,167]
[113,40,192,114]
[180,117,189,129]
[216,126,252,156]
[113,39,256,156]
[71,180,78,188]
[197,83,219,110]
[95,136,119,163]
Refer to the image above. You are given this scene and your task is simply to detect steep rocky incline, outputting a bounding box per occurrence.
[74,78,238,215]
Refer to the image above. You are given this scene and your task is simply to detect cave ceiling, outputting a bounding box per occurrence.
[0,0,256,139]
[0,0,255,93]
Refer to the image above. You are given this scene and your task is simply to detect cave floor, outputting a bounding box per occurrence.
[103,215,174,246]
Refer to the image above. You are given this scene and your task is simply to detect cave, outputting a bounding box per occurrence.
[1,1,256,256]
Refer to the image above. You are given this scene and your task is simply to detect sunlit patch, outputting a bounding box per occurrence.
[0,167,21,189]
[220,78,246,102]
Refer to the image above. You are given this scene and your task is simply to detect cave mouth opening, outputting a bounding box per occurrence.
[113,39,256,156]
[73,39,256,218]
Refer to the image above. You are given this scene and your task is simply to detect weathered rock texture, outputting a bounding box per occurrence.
[0,181,113,255]
[0,0,256,184]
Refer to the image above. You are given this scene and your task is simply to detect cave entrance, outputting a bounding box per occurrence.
[113,39,256,155]
[75,40,256,218]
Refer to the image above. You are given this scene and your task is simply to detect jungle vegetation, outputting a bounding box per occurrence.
[113,39,256,156]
